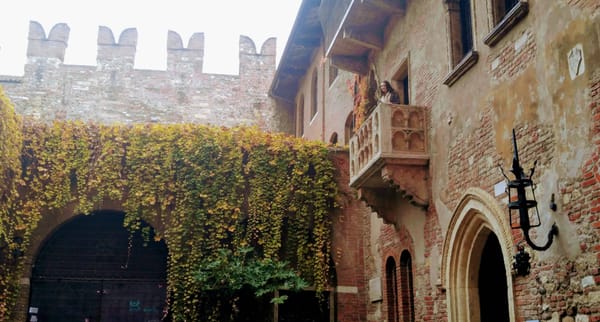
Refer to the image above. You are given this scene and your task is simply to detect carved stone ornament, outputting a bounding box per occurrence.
[568,44,585,80]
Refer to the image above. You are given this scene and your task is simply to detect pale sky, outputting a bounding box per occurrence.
[0,0,302,76]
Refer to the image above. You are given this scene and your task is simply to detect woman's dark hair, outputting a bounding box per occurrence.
[380,80,393,91]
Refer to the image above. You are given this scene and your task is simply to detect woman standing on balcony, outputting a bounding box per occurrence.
[379,81,401,104]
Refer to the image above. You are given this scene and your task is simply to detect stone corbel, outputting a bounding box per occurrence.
[357,187,399,225]
[357,163,429,225]
[381,164,429,208]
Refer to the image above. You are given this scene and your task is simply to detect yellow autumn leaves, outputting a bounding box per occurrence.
[0,88,337,321]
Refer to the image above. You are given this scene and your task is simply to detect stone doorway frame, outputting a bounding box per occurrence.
[441,188,516,322]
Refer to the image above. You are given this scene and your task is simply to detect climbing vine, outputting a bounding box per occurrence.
[0,87,23,319]
[347,74,376,130]
[0,89,338,321]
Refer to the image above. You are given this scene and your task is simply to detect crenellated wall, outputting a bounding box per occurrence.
[0,21,283,131]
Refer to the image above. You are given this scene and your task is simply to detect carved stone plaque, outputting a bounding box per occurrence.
[568,44,585,80]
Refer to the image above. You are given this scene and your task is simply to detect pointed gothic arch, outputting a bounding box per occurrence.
[441,188,516,322]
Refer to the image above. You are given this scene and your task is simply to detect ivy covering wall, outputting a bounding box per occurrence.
[0,87,23,319]
[0,87,338,321]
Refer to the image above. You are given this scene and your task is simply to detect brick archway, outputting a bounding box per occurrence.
[15,201,168,321]
[27,210,168,322]
[440,188,516,322]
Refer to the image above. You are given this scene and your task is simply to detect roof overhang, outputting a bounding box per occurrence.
[269,0,323,103]
[321,0,406,74]
[269,0,407,102]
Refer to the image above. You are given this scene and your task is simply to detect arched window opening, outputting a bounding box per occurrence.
[344,112,355,145]
[297,95,305,137]
[386,257,399,322]
[400,250,415,322]
[310,70,318,119]
[329,132,339,145]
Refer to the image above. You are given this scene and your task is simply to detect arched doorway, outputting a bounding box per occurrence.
[478,233,509,322]
[441,188,516,322]
[28,210,168,322]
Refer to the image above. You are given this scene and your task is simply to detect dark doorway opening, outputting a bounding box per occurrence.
[278,290,331,322]
[478,233,509,322]
[29,211,168,322]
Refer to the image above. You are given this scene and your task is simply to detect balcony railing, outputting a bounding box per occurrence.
[349,102,429,190]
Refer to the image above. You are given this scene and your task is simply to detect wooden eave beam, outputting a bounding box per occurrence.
[343,27,383,51]
[360,0,405,14]
[331,55,369,75]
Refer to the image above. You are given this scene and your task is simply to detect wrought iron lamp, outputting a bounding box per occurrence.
[504,129,559,249]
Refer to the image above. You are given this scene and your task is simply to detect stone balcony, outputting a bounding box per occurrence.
[349,102,430,218]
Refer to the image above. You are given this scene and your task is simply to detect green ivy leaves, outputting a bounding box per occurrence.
[0,87,24,319]
[0,89,338,321]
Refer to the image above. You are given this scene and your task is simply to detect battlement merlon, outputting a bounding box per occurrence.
[24,22,276,76]
[167,31,205,74]
[97,26,137,70]
[26,21,70,62]
[239,36,276,76]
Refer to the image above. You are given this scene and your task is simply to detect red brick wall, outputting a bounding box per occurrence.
[488,29,536,82]
[330,151,369,321]
[550,69,600,321]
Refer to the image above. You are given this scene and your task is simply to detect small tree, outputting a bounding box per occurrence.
[194,247,308,321]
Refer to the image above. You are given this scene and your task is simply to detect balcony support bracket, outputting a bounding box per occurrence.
[381,164,429,209]
[357,163,429,225]
[357,187,400,225]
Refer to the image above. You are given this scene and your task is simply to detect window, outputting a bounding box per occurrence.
[344,112,355,145]
[392,61,410,105]
[400,251,415,322]
[310,70,318,119]
[447,0,475,67]
[443,0,479,86]
[484,0,529,46]
[297,95,304,137]
[458,0,474,58]
[328,132,339,145]
[329,64,338,87]
[493,0,518,23]
[386,257,399,322]
[400,76,409,105]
